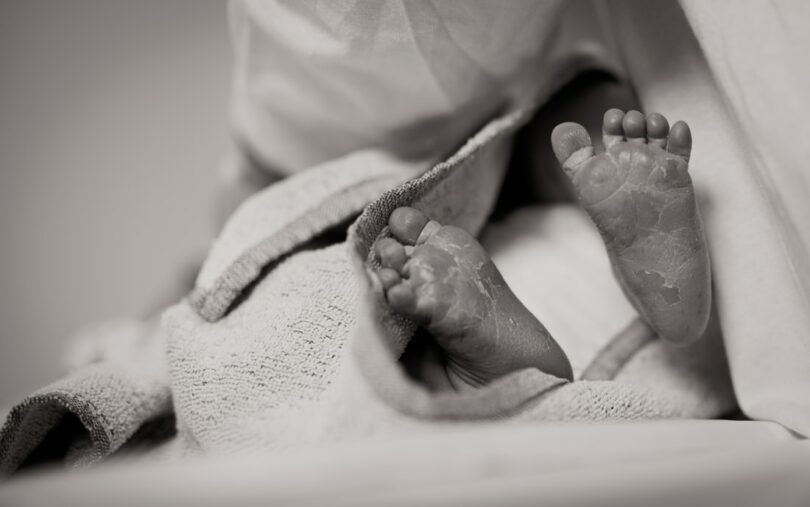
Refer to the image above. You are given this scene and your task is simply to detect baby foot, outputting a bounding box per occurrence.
[373,207,573,389]
[551,110,711,345]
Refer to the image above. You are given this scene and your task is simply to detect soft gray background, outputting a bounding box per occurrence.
[0,0,231,404]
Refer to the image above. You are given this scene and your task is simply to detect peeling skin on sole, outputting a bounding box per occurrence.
[550,112,711,345]
[373,206,574,390]
[635,270,681,305]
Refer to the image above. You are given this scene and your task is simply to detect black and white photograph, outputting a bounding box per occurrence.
[1,1,809,505]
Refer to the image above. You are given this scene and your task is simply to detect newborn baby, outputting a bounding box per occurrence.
[372,109,711,390]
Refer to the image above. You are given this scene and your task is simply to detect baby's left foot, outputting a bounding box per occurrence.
[372,207,573,390]
[551,110,711,345]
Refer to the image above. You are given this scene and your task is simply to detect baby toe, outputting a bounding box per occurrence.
[377,267,401,289]
[414,282,454,326]
[389,207,430,245]
[386,282,417,316]
[646,113,670,148]
[623,110,647,143]
[374,237,407,272]
[667,121,692,161]
[602,108,625,148]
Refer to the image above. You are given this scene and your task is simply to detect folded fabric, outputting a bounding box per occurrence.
[227,0,621,175]
[0,320,170,474]
[608,0,810,436]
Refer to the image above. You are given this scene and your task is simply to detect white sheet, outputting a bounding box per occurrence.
[608,0,810,436]
[1,420,804,506]
[228,0,564,174]
[226,0,624,175]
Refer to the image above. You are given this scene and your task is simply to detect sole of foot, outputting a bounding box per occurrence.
[372,207,573,389]
[551,109,711,345]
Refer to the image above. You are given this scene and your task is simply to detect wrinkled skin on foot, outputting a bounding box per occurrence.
[551,109,711,345]
[373,207,573,390]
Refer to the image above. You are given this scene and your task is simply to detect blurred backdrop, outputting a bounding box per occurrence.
[0,0,231,404]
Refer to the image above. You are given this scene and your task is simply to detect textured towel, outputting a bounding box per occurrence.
[0,149,423,473]
[0,320,170,474]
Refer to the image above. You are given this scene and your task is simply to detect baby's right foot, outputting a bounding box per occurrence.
[551,110,711,345]
[373,207,573,390]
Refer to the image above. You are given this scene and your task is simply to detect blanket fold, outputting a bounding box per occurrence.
[190,150,424,322]
[0,320,171,474]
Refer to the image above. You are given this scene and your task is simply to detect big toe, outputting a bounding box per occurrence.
[551,122,594,176]
[389,206,444,246]
[389,207,430,245]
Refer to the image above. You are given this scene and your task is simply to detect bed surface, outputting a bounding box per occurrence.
[2,419,807,507]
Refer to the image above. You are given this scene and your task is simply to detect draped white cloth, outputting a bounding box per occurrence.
[609,0,810,436]
[227,0,622,174]
[677,0,810,434]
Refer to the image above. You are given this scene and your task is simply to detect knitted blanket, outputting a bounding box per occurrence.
[0,100,735,474]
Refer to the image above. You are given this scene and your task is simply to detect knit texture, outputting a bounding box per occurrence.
[0,320,170,474]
